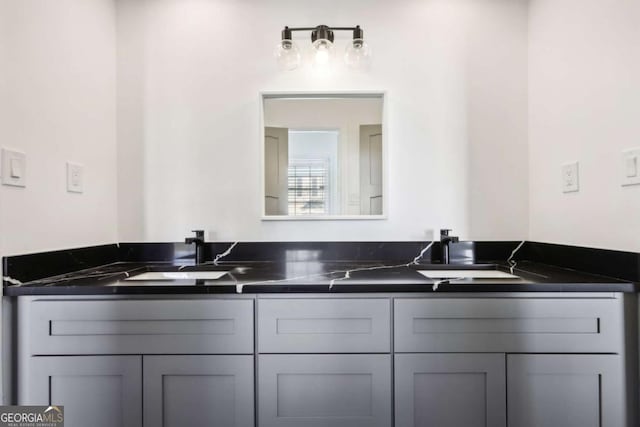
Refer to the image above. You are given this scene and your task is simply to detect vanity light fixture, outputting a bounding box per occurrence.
[275,25,371,71]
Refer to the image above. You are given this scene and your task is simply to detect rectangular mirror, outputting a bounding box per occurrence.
[262,93,385,219]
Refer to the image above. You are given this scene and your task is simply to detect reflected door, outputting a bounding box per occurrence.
[359,124,383,215]
[264,127,288,215]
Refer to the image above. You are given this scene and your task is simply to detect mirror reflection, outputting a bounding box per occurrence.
[263,94,384,218]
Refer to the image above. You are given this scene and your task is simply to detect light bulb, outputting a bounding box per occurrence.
[315,46,329,64]
[312,39,334,69]
[275,39,301,71]
[345,39,371,70]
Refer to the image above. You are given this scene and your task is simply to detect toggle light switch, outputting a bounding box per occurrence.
[1,148,26,187]
[10,158,23,178]
[625,155,638,178]
[622,148,640,187]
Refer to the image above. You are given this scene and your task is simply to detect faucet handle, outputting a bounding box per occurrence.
[191,230,205,240]
[440,229,451,236]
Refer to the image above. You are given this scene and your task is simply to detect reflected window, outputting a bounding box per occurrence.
[288,160,329,215]
[286,129,337,216]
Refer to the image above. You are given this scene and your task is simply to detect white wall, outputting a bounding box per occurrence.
[0,0,118,256]
[2,0,636,250]
[0,0,7,405]
[528,0,640,252]
[4,0,634,251]
[116,0,529,242]
[0,2,8,255]
[0,0,118,406]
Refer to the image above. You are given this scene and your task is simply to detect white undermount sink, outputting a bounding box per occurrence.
[125,271,230,281]
[417,270,520,279]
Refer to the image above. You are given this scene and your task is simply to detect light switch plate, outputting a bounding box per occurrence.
[622,148,640,187]
[66,162,84,193]
[561,161,579,193]
[1,148,26,187]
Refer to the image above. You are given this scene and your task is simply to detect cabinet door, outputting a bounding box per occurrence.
[143,355,254,427]
[395,353,506,427]
[507,354,625,427]
[259,354,391,427]
[28,356,142,427]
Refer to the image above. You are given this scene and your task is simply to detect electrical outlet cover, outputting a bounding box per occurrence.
[1,148,26,187]
[561,161,579,193]
[66,162,84,193]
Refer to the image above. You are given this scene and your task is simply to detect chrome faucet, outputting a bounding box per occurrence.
[440,229,459,264]
[185,230,206,265]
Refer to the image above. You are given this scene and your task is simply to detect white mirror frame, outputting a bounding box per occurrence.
[259,91,388,221]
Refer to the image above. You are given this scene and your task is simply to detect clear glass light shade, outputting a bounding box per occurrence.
[275,40,301,71]
[344,39,372,69]
[311,39,335,68]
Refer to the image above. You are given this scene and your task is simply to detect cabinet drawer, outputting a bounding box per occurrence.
[258,354,391,427]
[394,297,623,353]
[258,298,390,353]
[28,299,254,355]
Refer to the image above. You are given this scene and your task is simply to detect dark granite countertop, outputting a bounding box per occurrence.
[4,259,636,295]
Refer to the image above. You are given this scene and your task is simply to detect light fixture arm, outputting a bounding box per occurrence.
[311,25,334,43]
[281,25,364,43]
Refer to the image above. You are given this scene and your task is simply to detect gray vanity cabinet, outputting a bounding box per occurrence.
[507,354,625,427]
[257,298,392,427]
[394,353,506,427]
[19,297,256,427]
[15,294,634,427]
[258,354,391,427]
[393,295,633,427]
[143,355,254,427]
[28,355,142,427]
